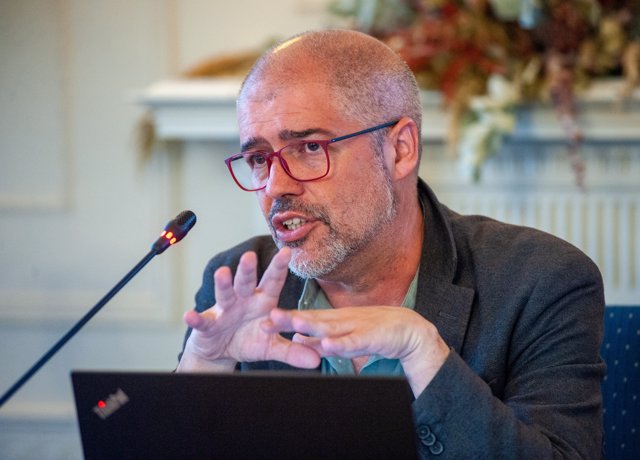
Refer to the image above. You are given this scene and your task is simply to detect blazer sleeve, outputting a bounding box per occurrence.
[411,247,605,459]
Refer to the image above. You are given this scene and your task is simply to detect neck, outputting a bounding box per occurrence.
[317,190,424,308]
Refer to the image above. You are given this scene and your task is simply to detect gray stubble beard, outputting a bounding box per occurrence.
[274,168,398,280]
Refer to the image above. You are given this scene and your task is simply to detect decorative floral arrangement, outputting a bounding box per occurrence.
[329,0,640,185]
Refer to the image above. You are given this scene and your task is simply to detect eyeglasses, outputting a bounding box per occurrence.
[224,120,398,192]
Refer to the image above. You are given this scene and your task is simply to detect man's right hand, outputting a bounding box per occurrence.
[176,247,321,372]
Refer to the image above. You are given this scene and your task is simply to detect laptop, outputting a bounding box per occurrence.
[71,370,418,459]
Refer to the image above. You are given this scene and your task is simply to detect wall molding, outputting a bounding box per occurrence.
[136,78,640,142]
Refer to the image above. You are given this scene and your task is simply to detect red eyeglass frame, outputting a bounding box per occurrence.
[224,120,399,192]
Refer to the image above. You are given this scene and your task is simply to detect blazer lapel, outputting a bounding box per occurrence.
[415,180,475,354]
[416,276,474,355]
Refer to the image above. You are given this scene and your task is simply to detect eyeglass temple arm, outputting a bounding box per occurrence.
[328,120,399,143]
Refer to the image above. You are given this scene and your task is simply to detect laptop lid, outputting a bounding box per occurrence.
[71,370,417,460]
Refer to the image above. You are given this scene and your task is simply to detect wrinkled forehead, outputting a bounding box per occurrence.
[237,77,343,126]
[239,62,330,103]
[236,48,354,137]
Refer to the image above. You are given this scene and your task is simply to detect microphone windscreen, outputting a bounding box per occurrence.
[152,210,197,254]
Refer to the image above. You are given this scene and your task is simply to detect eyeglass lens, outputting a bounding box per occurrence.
[230,141,329,190]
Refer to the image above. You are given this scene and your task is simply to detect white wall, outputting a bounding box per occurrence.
[0,1,333,458]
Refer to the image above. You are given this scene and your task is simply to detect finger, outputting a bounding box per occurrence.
[261,308,296,332]
[268,308,347,337]
[233,251,258,297]
[260,315,310,335]
[213,266,236,310]
[183,309,217,334]
[257,247,292,298]
[320,335,368,358]
[282,312,376,357]
[183,309,204,329]
[269,335,321,369]
[292,333,327,356]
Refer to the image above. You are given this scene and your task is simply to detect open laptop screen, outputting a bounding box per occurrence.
[72,370,417,459]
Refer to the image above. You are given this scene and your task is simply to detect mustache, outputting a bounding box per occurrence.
[268,198,331,225]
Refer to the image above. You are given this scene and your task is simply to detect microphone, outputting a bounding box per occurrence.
[152,210,197,254]
[0,210,197,408]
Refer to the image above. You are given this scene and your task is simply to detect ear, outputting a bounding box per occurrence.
[386,117,420,180]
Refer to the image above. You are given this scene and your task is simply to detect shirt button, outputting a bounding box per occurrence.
[429,441,444,455]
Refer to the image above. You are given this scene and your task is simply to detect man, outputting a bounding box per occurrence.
[177,29,605,458]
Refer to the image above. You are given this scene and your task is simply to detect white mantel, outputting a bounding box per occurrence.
[137,78,640,306]
[139,78,640,142]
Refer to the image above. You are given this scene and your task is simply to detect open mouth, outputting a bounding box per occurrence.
[282,217,306,231]
[269,200,329,244]
[271,212,317,244]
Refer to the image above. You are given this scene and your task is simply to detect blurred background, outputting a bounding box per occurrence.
[0,1,638,458]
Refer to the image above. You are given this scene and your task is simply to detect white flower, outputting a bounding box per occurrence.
[459,74,519,180]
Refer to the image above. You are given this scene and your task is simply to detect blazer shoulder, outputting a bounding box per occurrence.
[446,210,602,292]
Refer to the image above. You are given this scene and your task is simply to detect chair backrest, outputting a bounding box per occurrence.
[601,306,640,460]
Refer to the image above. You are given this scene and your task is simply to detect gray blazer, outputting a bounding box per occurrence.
[186,179,605,459]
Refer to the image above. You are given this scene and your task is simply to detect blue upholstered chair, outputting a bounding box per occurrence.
[601,306,640,459]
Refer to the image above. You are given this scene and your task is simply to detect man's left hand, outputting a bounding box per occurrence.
[262,307,450,396]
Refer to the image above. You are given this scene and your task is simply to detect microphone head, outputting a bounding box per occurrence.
[152,210,197,254]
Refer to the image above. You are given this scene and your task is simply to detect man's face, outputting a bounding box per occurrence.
[237,80,397,279]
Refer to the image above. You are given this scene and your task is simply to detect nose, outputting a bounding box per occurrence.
[264,158,303,198]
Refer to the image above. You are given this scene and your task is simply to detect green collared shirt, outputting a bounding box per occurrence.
[297,271,419,376]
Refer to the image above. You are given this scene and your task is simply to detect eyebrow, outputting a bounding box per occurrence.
[240,127,335,152]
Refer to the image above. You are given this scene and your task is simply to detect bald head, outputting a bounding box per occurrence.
[238,29,422,145]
